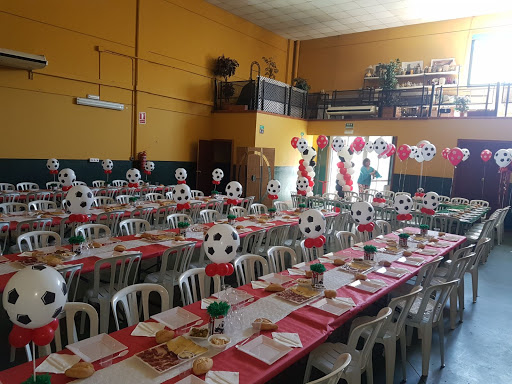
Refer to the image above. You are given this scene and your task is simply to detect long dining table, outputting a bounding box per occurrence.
[0,225,466,384]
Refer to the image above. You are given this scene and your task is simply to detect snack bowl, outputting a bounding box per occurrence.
[188,326,209,340]
[208,335,231,350]
[297,278,312,287]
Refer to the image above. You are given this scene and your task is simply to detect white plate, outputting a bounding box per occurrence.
[396,256,426,266]
[176,375,206,384]
[237,335,292,365]
[212,289,253,306]
[259,273,293,285]
[309,298,352,316]
[438,235,460,242]
[66,333,127,363]
[413,248,439,256]
[291,262,309,271]
[348,279,387,293]
[151,307,201,330]
[374,267,409,278]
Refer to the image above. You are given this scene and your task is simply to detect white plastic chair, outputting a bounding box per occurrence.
[465,238,490,303]
[469,199,489,207]
[267,246,297,273]
[0,183,15,191]
[204,199,224,216]
[375,220,392,235]
[229,206,248,218]
[72,181,87,186]
[17,182,39,191]
[0,202,28,213]
[300,239,324,262]
[273,201,289,211]
[260,225,290,256]
[179,268,221,306]
[46,182,61,190]
[26,191,51,202]
[116,195,132,204]
[145,193,164,201]
[153,205,177,228]
[188,202,202,223]
[112,180,127,187]
[165,191,173,199]
[305,353,351,384]
[17,231,61,251]
[241,196,254,212]
[93,196,115,207]
[350,286,423,384]
[450,197,469,205]
[75,223,111,241]
[438,195,450,203]
[240,230,266,255]
[190,190,204,198]
[119,218,151,235]
[96,210,125,236]
[28,200,57,211]
[304,307,393,384]
[166,213,192,229]
[112,283,170,330]
[405,280,459,377]
[250,204,268,215]
[1,192,20,203]
[92,180,105,188]
[81,252,141,334]
[322,193,339,200]
[395,192,411,197]
[200,209,218,223]
[144,243,196,307]
[63,302,99,345]
[233,254,269,286]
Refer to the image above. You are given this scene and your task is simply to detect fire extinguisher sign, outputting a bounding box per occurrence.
[139,112,146,124]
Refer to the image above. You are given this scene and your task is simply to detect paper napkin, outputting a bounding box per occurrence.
[251,280,269,289]
[333,297,356,307]
[287,268,306,276]
[130,321,166,337]
[35,353,81,373]
[272,332,303,348]
[205,371,240,384]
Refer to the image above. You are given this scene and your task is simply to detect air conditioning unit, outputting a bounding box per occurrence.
[326,105,377,116]
[0,48,48,70]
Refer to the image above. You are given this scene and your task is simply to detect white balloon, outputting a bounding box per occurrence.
[306,166,314,173]
[350,201,375,225]
[225,181,243,198]
[336,174,344,181]
[144,161,155,172]
[58,168,76,187]
[126,168,141,183]
[421,143,437,162]
[413,151,424,163]
[365,141,374,153]
[296,138,309,154]
[266,179,281,195]
[417,140,431,148]
[173,184,191,203]
[338,179,346,186]
[306,191,313,197]
[212,168,224,182]
[296,177,309,192]
[342,185,351,192]
[373,137,388,155]
[337,148,352,161]
[203,224,240,264]
[3,266,67,329]
[175,168,187,182]
[298,209,326,239]
[393,194,413,214]
[461,148,470,162]
[46,158,59,171]
[494,149,512,167]
[409,146,418,159]
[64,186,94,214]
[331,137,345,152]
[308,171,315,178]
[422,191,440,210]
[347,168,355,175]
[102,159,113,171]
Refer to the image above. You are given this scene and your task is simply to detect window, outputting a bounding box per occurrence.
[469,34,512,85]
[327,136,393,194]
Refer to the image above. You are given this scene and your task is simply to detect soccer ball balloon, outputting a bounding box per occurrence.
[203,224,240,264]
[65,185,94,214]
[394,195,413,214]
[126,168,141,184]
[58,168,76,187]
[175,168,187,182]
[225,181,243,199]
[350,201,375,225]
[267,179,281,195]
[173,184,191,203]
[102,159,113,171]
[46,158,59,171]
[298,209,326,239]
[212,168,224,182]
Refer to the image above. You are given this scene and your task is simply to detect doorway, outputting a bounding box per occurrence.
[235,147,275,204]
[196,140,232,193]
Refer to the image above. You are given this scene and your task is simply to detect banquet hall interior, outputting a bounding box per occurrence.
[1,0,512,383]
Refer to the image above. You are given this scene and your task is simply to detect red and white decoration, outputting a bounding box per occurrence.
[204,224,239,277]
[298,209,326,248]
[46,158,59,175]
[336,146,355,193]
[267,179,281,200]
[212,168,224,186]
[144,161,155,175]
[102,159,113,174]
[293,137,317,197]
[350,201,375,232]
[175,168,187,185]
[58,168,76,192]
[126,168,141,188]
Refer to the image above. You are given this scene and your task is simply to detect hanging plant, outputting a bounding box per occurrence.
[292,77,311,92]
[262,57,279,79]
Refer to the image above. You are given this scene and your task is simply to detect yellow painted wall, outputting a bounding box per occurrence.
[298,12,512,92]
[0,0,292,162]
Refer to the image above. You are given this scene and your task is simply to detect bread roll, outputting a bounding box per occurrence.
[379,260,392,267]
[114,245,126,252]
[355,273,367,281]
[252,318,278,331]
[417,243,425,249]
[193,357,213,375]
[403,251,412,256]
[65,362,95,379]
[439,232,446,236]
[334,259,346,266]
[92,242,102,248]
[155,329,175,344]
[175,236,185,241]
[305,270,313,278]
[324,290,337,299]
[264,283,285,292]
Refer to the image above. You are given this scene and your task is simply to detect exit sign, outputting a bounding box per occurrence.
[345,122,354,134]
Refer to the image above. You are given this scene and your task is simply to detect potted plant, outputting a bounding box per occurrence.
[211,190,221,199]
[455,96,470,117]
[213,55,239,108]
[262,57,279,79]
[129,196,138,207]
[178,221,190,236]
[398,233,410,248]
[227,214,237,226]
[363,245,377,261]
[207,301,230,335]
[298,203,307,213]
[268,207,276,219]
[292,77,311,92]
[310,263,326,286]
[69,235,86,254]
[379,59,402,118]
[419,224,429,237]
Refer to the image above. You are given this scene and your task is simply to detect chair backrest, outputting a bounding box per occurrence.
[130,207,153,222]
[72,181,87,186]
[433,215,460,234]
[190,190,204,198]
[28,200,57,211]
[188,202,202,223]
[116,195,132,204]
[165,191,173,199]
[322,193,339,200]
[300,240,324,262]
[347,307,392,371]
[112,180,127,187]
[250,203,268,215]
[438,195,450,203]
[17,182,39,191]
[359,192,372,202]
[375,220,392,235]
[2,192,20,203]
[384,286,422,338]
[267,246,297,273]
[273,201,289,211]
[449,244,473,262]
[229,206,248,218]
[75,223,111,241]
[0,202,28,213]
[240,229,266,255]
[92,180,105,188]
[410,280,459,324]
[17,231,61,251]
[307,196,326,209]
[112,283,170,330]
[200,209,218,223]
[410,211,433,228]
[92,253,141,298]
[382,190,394,199]
[153,205,177,227]
[261,225,290,254]
[0,183,15,191]
[291,193,307,208]
[234,254,270,286]
[46,182,61,190]
[472,238,490,269]
[96,210,125,236]
[166,213,192,229]
[241,196,254,211]
[154,243,195,286]
[179,268,221,306]
[0,222,9,253]
[324,199,343,213]
[93,196,115,207]
[469,199,489,207]
[58,263,83,302]
[442,254,473,283]
[119,218,151,235]
[63,302,98,346]
[16,218,53,237]
[395,192,411,197]
[145,193,164,201]
[343,191,361,203]
[413,256,444,288]
[305,353,352,384]
[204,200,224,215]
[26,191,51,202]
[451,197,469,205]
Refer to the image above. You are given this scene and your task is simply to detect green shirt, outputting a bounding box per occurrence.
[357,166,381,186]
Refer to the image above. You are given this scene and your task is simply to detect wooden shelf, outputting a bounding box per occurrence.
[424,71,458,76]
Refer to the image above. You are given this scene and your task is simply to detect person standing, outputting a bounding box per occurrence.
[357,158,381,193]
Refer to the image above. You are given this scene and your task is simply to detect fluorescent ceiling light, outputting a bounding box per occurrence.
[76,97,124,111]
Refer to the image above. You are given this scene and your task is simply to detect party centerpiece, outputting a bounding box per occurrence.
[129,196,138,206]
[206,301,230,335]
[398,233,410,247]
[227,214,236,226]
[420,224,429,237]
[363,245,377,261]
[178,221,190,236]
[68,235,85,254]
[310,263,326,286]
[210,190,221,199]
[298,203,306,213]
[268,207,276,219]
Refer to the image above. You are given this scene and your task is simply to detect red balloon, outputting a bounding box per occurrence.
[205,263,218,277]
[299,165,306,171]
[346,179,353,186]
[343,174,351,180]
[316,135,328,149]
[291,137,299,149]
[216,263,229,276]
[309,180,314,187]
[481,149,492,162]
[226,263,234,276]
[313,237,324,247]
[33,324,55,346]
[337,162,344,169]
[49,319,59,331]
[301,171,308,177]
[9,325,32,348]
[441,148,451,159]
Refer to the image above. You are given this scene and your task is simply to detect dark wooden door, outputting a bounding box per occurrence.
[196,140,232,193]
[235,147,275,203]
[453,139,512,211]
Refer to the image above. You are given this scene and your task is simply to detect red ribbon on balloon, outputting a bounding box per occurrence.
[177,180,186,185]
[480,149,492,162]
[373,197,386,203]
[226,199,239,205]
[357,222,375,232]
[304,235,326,249]
[128,183,139,188]
[268,194,278,200]
[414,192,425,198]
[177,202,191,211]
[396,213,412,221]
[296,190,307,196]
[62,185,72,192]
[316,135,328,149]
[104,170,112,174]
[144,170,151,175]
[212,180,220,185]
[420,207,436,215]
[69,214,88,223]
[49,170,58,175]
[9,319,59,348]
[205,262,234,277]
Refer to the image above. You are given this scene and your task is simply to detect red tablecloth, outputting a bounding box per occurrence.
[0,227,466,384]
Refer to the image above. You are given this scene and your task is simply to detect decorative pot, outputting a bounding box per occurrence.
[399,237,408,247]
[209,316,225,335]
[364,251,375,261]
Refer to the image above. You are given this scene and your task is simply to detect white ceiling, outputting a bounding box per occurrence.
[206,0,512,40]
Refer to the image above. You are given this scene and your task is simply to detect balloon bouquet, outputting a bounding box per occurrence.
[332,136,356,197]
[292,137,317,197]
[204,224,239,277]
[298,209,326,249]
[3,266,68,383]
